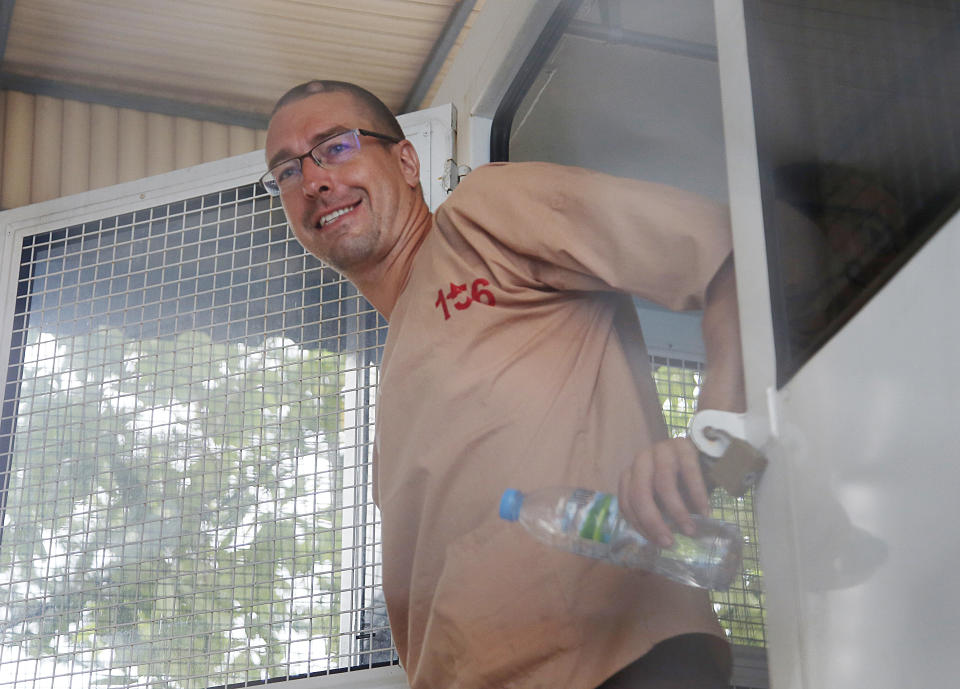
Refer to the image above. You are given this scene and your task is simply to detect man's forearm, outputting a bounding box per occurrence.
[698,255,746,413]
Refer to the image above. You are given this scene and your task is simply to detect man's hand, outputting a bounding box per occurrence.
[617,437,710,548]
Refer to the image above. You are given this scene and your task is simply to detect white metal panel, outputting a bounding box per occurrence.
[117,107,148,182]
[61,100,93,194]
[771,210,958,689]
[31,95,63,202]
[277,665,408,689]
[90,103,120,188]
[716,1,960,687]
[1,91,34,208]
[713,3,834,686]
[0,91,266,210]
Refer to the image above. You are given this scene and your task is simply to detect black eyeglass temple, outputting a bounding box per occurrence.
[357,129,403,144]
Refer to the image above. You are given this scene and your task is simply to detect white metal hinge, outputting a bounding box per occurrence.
[442,159,472,194]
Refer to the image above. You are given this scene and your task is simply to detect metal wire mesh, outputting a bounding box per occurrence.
[0,183,393,689]
[650,355,767,648]
[0,182,766,689]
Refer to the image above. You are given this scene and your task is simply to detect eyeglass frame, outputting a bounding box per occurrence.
[259,128,404,196]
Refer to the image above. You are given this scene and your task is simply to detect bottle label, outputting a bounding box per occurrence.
[561,490,617,544]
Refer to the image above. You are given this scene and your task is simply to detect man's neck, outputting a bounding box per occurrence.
[348,198,433,320]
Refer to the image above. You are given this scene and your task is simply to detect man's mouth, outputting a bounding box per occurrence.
[317,201,361,227]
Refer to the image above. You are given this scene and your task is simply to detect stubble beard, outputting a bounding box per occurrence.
[297,213,382,275]
[324,227,382,273]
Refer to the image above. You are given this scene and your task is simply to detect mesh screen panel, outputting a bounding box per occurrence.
[651,356,766,648]
[0,182,764,688]
[0,184,394,688]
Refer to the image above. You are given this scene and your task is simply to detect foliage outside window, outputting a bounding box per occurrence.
[652,358,766,647]
[0,185,389,689]
[1,329,354,687]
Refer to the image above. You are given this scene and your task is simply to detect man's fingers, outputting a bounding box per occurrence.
[651,443,696,537]
[618,457,674,548]
[677,440,710,516]
[619,439,712,548]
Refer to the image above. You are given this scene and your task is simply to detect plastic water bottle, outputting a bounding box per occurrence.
[499,487,742,591]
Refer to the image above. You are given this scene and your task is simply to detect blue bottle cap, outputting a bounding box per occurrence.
[499,489,524,522]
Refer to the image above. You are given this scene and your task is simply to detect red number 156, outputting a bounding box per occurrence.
[435,278,496,320]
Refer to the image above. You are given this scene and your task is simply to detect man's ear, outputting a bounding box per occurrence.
[395,140,421,188]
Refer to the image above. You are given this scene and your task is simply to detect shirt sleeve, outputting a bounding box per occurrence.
[435,161,733,311]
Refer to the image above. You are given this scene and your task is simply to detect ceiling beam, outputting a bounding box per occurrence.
[0,72,269,129]
[400,0,477,114]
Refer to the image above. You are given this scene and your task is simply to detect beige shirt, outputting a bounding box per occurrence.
[374,162,734,689]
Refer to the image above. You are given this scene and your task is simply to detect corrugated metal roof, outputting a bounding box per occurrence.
[0,0,485,125]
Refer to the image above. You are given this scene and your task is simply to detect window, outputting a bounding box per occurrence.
[0,103,452,689]
[0,182,394,688]
[744,0,960,385]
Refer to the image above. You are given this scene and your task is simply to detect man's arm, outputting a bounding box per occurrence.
[442,163,744,544]
[618,256,746,547]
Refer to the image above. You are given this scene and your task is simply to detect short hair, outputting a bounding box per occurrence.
[270,80,404,140]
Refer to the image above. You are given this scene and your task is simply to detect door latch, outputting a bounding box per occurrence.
[689,410,768,497]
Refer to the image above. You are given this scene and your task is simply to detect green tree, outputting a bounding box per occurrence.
[1,328,349,687]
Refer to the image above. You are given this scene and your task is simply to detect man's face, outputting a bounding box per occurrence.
[264,91,418,273]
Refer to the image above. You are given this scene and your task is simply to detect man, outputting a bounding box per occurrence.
[263,80,745,689]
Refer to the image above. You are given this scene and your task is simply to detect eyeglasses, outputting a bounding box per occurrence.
[260,128,403,196]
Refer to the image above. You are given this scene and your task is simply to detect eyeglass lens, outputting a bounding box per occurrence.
[269,130,362,191]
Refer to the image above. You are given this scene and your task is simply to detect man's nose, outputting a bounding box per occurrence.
[301,158,334,197]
